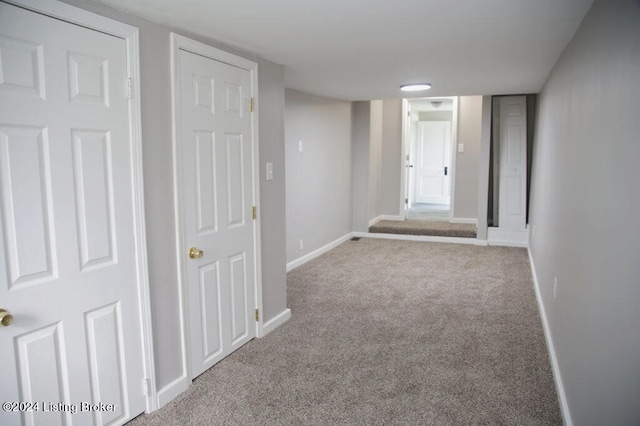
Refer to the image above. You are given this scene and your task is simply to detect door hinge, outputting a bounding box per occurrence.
[405,198,408,204]
[252,206,257,220]
[255,308,259,322]
[143,378,150,396]
[127,78,133,99]
[249,97,254,112]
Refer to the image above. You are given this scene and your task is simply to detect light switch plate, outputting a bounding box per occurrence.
[458,144,464,153]
[266,163,273,181]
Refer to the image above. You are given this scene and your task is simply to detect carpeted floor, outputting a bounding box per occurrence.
[128,238,560,425]
[370,219,477,238]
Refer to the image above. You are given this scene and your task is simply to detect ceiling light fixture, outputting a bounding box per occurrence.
[400,83,432,92]
[430,101,443,108]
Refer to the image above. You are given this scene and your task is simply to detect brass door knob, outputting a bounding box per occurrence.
[0,309,13,327]
[189,247,204,259]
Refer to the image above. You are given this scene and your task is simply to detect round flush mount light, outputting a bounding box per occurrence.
[400,83,432,92]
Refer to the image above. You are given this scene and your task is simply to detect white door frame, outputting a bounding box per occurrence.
[4,0,157,413]
[400,97,458,220]
[170,32,263,389]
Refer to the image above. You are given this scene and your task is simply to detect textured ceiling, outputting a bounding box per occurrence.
[93,0,594,101]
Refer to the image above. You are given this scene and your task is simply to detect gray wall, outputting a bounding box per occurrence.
[380,97,482,219]
[368,101,383,222]
[284,89,353,261]
[380,99,403,215]
[453,96,483,219]
[351,101,371,232]
[61,0,287,395]
[529,0,640,424]
[257,59,288,322]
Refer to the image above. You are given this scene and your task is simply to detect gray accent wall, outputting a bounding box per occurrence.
[379,97,482,220]
[61,0,288,395]
[257,59,288,323]
[453,96,483,219]
[351,101,371,232]
[380,99,403,216]
[284,89,353,261]
[368,101,383,222]
[529,0,640,424]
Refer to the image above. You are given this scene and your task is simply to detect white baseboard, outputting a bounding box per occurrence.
[156,374,190,409]
[450,217,478,225]
[487,227,529,247]
[261,308,291,336]
[354,231,481,246]
[369,216,383,227]
[528,248,572,426]
[377,214,404,222]
[286,232,353,272]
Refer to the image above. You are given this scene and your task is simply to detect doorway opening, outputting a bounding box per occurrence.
[402,97,458,222]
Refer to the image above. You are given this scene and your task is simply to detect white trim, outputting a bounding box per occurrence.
[476,96,493,241]
[169,32,191,398]
[379,214,404,221]
[487,227,529,247]
[354,232,484,246]
[125,29,158,414]
[400,99,410,218]
[169,33,263,383]
[401,97,459,219]
[8,0,157,413]
[369,214,404,227]
[156,374,190,409]
[449,217,478,225]
[528,248,573,426]
[448,96,459,221]
[287,233,354,272]
[261,308,292,336]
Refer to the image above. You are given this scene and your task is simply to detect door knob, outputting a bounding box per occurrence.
[189,247,204,259]
[0,309,13,327]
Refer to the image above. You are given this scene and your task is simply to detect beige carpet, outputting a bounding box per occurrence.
[128,238,560,425]
[370,219,477,238]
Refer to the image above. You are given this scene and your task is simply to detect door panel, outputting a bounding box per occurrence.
[72,129,116,269]
[0,125,55,286]
[195,131,218,234]
[0,4,146,425]
[415,121,451,204]
[226,133,245,227]
[498,96,527,229]
[178,49,256,379]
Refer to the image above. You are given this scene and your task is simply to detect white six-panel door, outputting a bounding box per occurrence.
[177,48,257,379]
[498,96,527,230]
[415,121,451,205]
[0,3,146,425]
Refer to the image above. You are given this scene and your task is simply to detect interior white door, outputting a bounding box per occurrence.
[0,3,146,426]
[498,96,527,229]
[177,49,256,379]
[414,121,451,204]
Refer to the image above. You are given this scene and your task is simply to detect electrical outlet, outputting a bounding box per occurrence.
[553,277,558,299]
[298,140,303,152]
[299,239,304,250]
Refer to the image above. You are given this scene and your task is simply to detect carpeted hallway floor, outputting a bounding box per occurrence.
[128,238,561,425]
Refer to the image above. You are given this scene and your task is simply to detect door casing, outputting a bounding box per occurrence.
[401,97,459,219]
[169,33,263,391]
[3,0,156,413]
